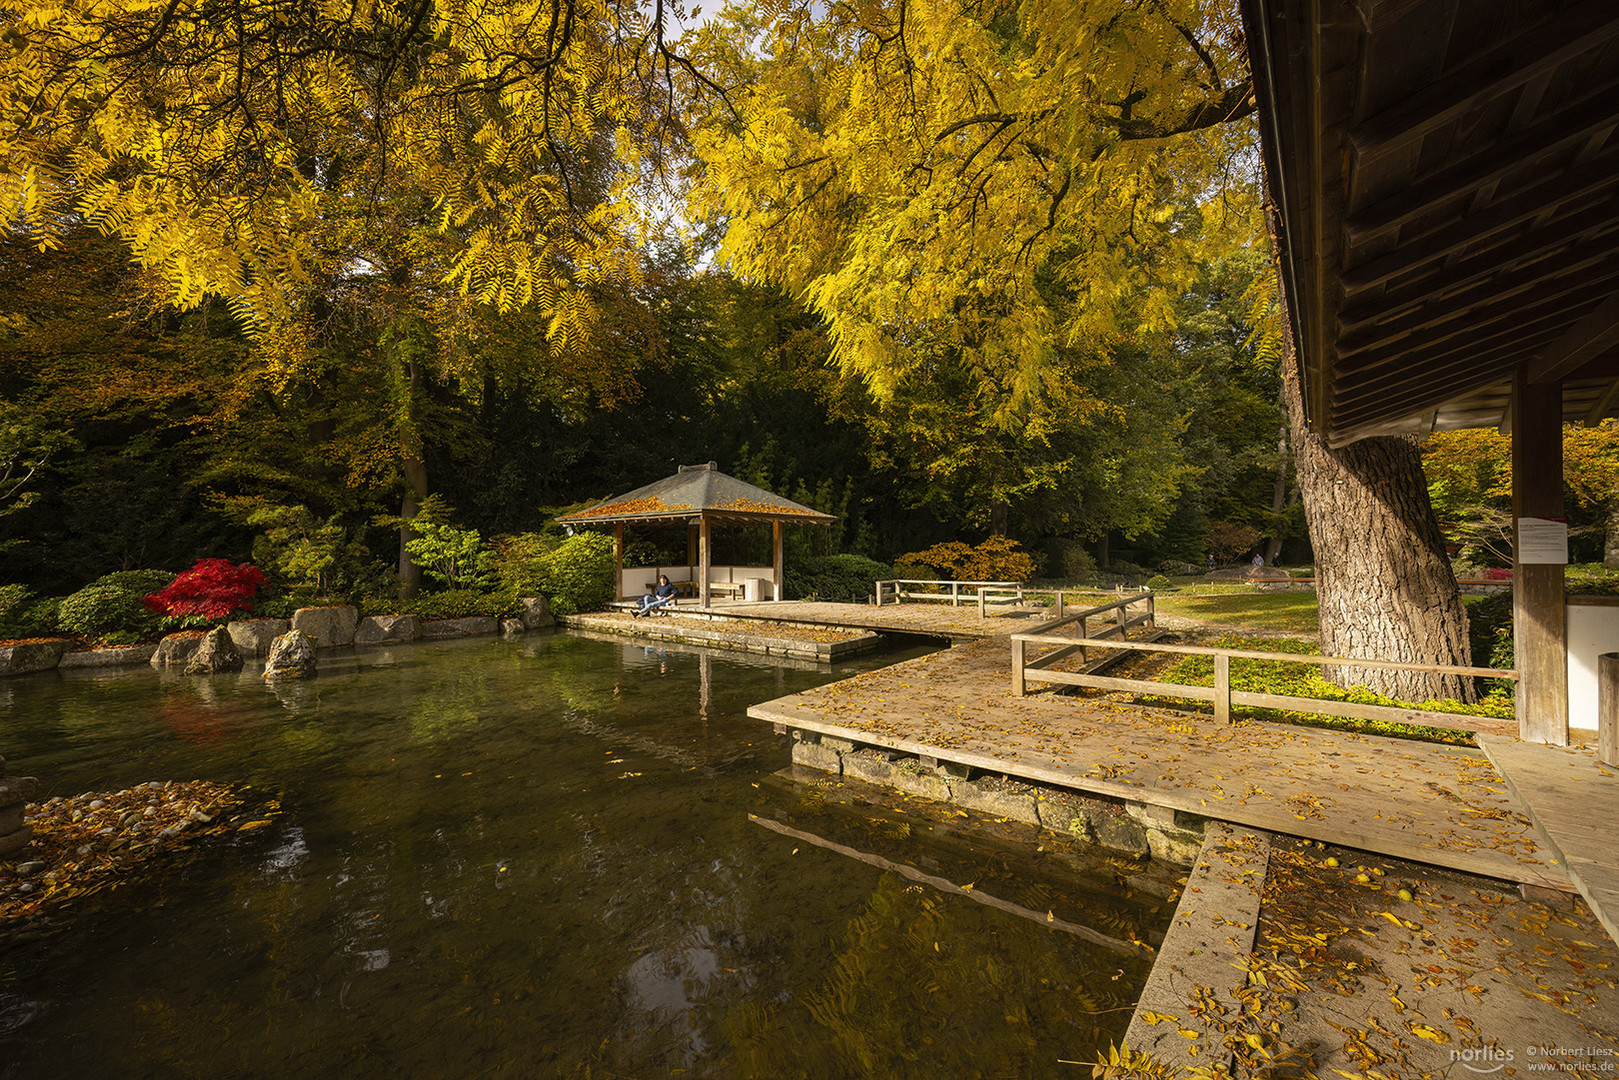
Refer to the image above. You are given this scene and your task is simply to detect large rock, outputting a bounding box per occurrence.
[0,639,67,677]
[499,618,525,637]
[353,615,421,645]
[520,596,554,630]
[57,643,159,669]
[0,759,38,858]
[420,617,499,640]
[263,631,317,680]
[227,618,290,657]
[290,606,359,648]
[184,626,244,675]
[150,632,205,668]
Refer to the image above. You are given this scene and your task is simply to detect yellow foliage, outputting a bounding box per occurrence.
[899,536,1038,581]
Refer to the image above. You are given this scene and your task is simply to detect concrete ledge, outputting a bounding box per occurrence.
[1124,822,1270,1067]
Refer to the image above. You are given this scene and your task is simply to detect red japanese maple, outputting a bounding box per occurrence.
[145,559,268,620]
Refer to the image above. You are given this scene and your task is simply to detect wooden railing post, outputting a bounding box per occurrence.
[978,588,986,618]
[1012,636,1027,697]
[1147,591,1155,629]
[1601,653,1619,766]
[1214,653,1231,724]
[1079,616,1089,663]
[952,581,961,606]
[1056,591,1064,619]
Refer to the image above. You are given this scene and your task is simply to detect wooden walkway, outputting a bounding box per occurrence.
[747,635,1575,891]
[705,599,1053,640]
[1479,736,1619,942]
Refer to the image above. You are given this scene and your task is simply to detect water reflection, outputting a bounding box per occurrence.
[0,632,1167,1078]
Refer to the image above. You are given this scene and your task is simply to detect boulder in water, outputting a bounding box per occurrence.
[184,626,244,675]
[263,631,317,680]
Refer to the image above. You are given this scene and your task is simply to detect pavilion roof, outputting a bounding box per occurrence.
[556,462,836,526]
[1242,0,1619,446]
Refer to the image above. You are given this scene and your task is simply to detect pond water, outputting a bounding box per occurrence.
[0,631,1172,1079]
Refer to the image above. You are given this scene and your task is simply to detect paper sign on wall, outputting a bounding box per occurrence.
[1516,517,1569,565]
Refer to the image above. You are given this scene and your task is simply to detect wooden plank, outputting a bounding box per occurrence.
[1025,670,1218,701]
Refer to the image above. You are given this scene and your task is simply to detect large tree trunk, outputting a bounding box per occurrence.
[1283,368,1475,702]
[397,359,427,601]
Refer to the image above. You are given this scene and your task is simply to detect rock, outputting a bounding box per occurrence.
[499,618,525,637]
[149,632,205,668]
[290,605,359,648]
[0,804,23,834]
[226,618,290,657]
[263,631,318,680]
[14,861,44,875]
[520,595,554,630]
[184,626,244,675]
[57,643,160,669]
[0,775,41,805]
[420,616,499,640]
[0,638,68,677]
[0,825,33,857]
[352,615,422,646]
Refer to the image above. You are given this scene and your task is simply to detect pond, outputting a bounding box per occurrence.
[0,631,1173,1079]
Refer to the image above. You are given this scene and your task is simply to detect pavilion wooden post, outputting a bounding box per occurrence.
[699,515,712,608]
[772,521,784,602]
[688,522,699,568]
[613,522,624,602]
[1512,371,1569,745]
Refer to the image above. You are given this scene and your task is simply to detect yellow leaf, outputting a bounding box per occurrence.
[1178,1028,1200,1039]
[1410,1023,1450,1044]
[237,820,273,831]
[1138,1011,1174,1026]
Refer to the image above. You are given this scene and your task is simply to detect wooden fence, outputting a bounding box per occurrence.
[875,579,1022,607]
[1010,626,1518,738]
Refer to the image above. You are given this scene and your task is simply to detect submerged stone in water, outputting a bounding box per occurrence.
[263,631,317,681]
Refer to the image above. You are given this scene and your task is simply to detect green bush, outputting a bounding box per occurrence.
[1145,574,1173,592]
[1043,538,1097,582]
[491,532,556,596]
[541,533,616,615]
[57,569,176,641]
[0,585,59,639]
[390,589,520,620]
[787,554,894,602]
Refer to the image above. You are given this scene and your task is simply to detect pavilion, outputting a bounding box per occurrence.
[556,462,835,608]
[1242,0,1619,747]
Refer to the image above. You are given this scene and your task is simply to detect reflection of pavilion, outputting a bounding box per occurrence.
[558,462,834,607]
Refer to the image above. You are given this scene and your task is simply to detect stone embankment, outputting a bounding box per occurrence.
[0,596,555,677]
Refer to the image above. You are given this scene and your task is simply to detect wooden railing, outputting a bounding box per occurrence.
[875,579,1022,607]
[1009,593,1156,693]
[1010,629,1519,737]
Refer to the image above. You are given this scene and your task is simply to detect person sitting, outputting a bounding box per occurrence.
[633,575,678,617]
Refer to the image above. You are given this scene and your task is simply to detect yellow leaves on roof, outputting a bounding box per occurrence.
[571,496,693,518]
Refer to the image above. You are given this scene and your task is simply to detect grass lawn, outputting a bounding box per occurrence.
[1152,589,1319,634]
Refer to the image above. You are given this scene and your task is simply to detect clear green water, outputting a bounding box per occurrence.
[0,631,1170,1079]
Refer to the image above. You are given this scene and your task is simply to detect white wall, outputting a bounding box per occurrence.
[619,564,777,599]
[1566,597,1619,735]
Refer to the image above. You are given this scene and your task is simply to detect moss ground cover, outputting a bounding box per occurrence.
[1152,589,1320,634]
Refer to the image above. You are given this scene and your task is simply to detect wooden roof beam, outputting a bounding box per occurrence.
[1345,80,1619,242]
[1529,290,1619,384]
[1584,378,1619,426]
[1341,142,1619,295]
[1338,211,1619,333]
[1348,2,1619,165]
[1338,260,1619,361]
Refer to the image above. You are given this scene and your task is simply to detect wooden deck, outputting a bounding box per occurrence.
[747,634,1576,891]
[704,599,1055,639]
[1479,736,1619,943]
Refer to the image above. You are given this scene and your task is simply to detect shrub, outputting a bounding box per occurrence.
[1466,591,1514,700]
[145,559,268,621]
[0,585,58,639]
[1145,574,1173,592]
[58,570,176,640]
[787,554,894,602]
[1042,539,1097,582]
[541,533,616,615]
[491,532,556,596]
[391,589,520,620]
[897,537,1037,582]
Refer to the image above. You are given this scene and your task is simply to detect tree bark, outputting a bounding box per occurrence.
[1283,368,1475,702]
[397,359,427,600]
